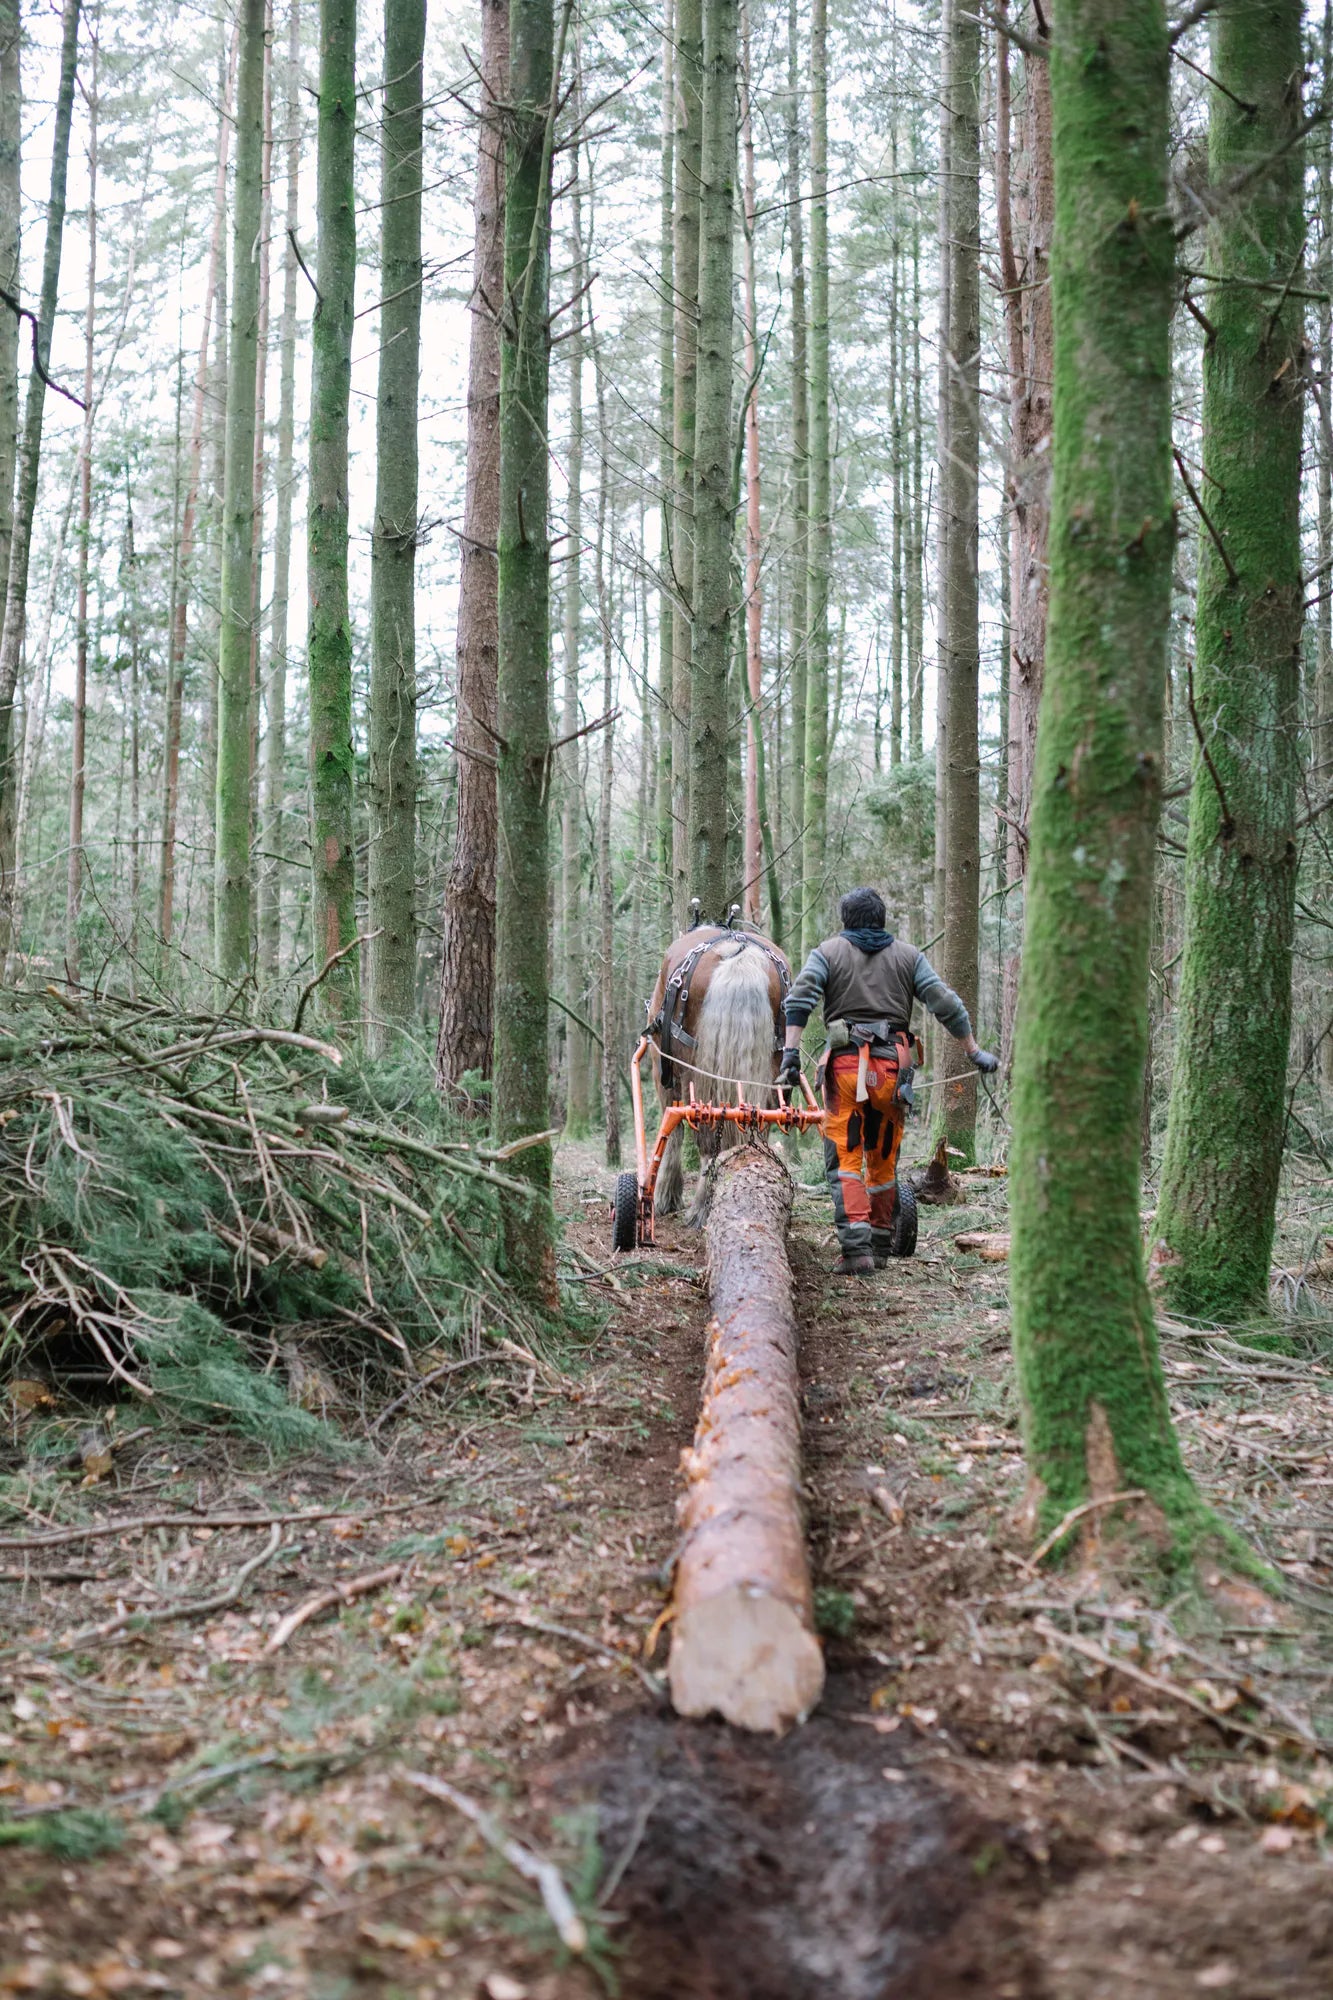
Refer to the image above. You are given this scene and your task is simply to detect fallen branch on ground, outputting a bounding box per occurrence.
[404,1771,587,1954]
[263,1563,407,1655]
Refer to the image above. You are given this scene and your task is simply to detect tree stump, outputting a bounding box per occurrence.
[668,1144,824,1733]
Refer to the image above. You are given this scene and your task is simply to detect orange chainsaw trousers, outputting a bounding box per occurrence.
[820,1045,906,1258]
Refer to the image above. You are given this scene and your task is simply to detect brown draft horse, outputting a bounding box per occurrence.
[646,925,790,1218]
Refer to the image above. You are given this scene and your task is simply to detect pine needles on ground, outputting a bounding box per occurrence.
[0,987,546,1443]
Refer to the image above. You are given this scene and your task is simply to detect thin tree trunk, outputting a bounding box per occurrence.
[65,39,98,986]
[1010,0,1202,1548]
[367,0,426,1046]
[215,0,267,987]
[0,0,20,626]
[306,0,358,1016]
[889,181,903,770]
[998,10,1053,1057]
[932,5,951,1041]
[259,0,301,983]
[593,325,620,1166]
[560,180,592,1133]
[248,14,272,844]
[933,0,981,1163]
[799,0,829,955]
[0,0,80,965]
[1152,0,1305,1319]
[656,0,674,914]
[1320,0,1333,1097]
[124,488,140,986]
[739,0,761,923]
[492,0,563,1295]
[785,0,807,923]
[907,218,923,756]
[670,0,702,927]
[436,0,506,1089]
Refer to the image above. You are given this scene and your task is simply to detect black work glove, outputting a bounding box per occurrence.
[970,1047,1000,1074]
[777,1047,803,1091]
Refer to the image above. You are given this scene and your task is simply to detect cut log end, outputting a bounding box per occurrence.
[669,1585,825,1734]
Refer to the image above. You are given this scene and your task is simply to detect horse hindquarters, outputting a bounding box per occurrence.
[690,949,778,1163]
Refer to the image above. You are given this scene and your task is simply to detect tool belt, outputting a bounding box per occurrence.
[823,1020,922,1108]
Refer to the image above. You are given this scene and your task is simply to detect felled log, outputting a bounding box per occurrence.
[668,1145,824,1733]
[954,1231,1011,1261]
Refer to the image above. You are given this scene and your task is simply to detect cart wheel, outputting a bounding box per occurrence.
[612,1171,640,1253]
[888,1180,918,1258]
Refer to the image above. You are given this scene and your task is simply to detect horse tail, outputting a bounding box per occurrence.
[690,946,778,1155]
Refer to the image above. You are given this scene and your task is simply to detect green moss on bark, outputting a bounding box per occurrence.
[367,0,425,1049]
[307,0,358,1020]
[1009,0,1206,1553]
[492,0,558,1293]
[1151,0,1304,1322]
[686,0,737,921]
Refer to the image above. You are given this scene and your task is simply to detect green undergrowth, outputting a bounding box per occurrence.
[0,990,563,1449]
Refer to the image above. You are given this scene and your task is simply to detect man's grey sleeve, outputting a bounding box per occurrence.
[913,952,972,1039]
[784,947,829,1029]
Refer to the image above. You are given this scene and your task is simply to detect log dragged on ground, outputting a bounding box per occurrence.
[668,1144,825,1733]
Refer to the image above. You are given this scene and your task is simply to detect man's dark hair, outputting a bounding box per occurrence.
[840,886,886,931]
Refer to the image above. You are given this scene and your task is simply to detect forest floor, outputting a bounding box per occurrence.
[3,1136,1333,1999]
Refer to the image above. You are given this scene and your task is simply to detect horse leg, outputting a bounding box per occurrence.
[655,1118,685,1216]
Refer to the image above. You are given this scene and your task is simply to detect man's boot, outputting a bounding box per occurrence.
[834,1227,875,1277]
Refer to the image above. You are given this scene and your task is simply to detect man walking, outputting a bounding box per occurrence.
[778,887,999,1275]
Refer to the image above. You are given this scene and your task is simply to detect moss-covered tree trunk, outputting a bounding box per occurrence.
[932,0,981,1163]
[0,0,79,967]
[784,0,808,921]
[1150,0,1305,1319]
[367,0,425,1048]
[258,0,302,985]
[307,0,358,1018]
[670,0,702,928]
[799,0,829,955]
[436,0,505,1090]
[1009,0,1202,1549]
[686,0,736,920]
[493,0,560,1294]
[214,0,266,989]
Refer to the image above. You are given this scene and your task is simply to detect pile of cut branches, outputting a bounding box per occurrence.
[0,987,545,1443]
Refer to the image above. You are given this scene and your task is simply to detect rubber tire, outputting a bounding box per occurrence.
[887,1179,918,1258]
[612,1171,640,1253]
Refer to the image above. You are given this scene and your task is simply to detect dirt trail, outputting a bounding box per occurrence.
[1,1147,1330,1999]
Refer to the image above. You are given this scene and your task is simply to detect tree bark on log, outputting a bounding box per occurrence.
[669,1144,823,1734]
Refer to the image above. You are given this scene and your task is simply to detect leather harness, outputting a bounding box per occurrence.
[648,932,791,1094]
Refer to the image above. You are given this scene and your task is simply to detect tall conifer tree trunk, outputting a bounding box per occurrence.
[66,48,97,985]
[686,0,737,919]
[214,0,266,987]
[437,0,506,1088]
[739,0,762,922]
[670,0,702,926]
[367,0,426,1046]
[259,0,302,984]
[784,0,808,913]
[492,0,561,1293]
[1151,0,1305,1319]
[559,184,592,1134]
[997,14,1053,1056]
[0,0,19,626]
[307,0,358,1016]
[0,0,80,964]
[799,0,829,954]
[1010,0,1201,1545]
[932,0,981,1161]
[656,0,674,911]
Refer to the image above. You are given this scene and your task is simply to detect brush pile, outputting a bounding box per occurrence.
[0,986,542,1442]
